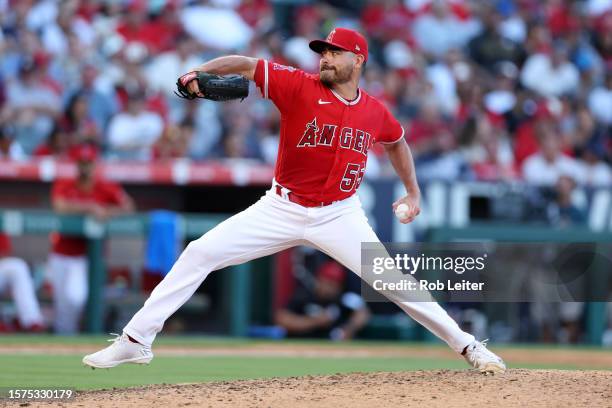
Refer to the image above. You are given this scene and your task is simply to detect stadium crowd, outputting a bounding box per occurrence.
[1,0,611,342]
[0,0,611,187]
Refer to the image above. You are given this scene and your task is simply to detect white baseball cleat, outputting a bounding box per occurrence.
[463,340,506,374]
[82,333,153,369]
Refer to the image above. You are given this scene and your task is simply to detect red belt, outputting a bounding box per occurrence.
[274,185,336,208]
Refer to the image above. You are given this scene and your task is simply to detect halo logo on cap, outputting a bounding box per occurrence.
[309,27,369,62]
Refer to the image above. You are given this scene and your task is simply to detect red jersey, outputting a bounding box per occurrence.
[51,179,126,256]
[254,59,404,203]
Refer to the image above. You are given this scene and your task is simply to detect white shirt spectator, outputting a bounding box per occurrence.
[25,0,58,32]
[0,139,27,161]
[586,0,612,15]
[41,17,96,57]
[412,13,480,58]
[520,53,580,97]
[180,5,253,50]
[426,63,459,116]
[146,52,202,95]
[579,160,612,187]
[484,90,516,114]
[6,78,61,153]
[588,85,612,125]
[499,14,527,43]
[7,80,60,112]
[522,153,584,186]
[107,111,164,161]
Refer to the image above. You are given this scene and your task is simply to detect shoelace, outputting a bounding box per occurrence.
[466,339,491,364]
[106,332,123,343]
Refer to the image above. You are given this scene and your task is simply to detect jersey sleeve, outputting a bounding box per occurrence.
[377,106,405,144]
[102,182,127,206]
[254,59,305,113]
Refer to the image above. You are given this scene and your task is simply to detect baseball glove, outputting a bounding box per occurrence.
[175,71,249,102]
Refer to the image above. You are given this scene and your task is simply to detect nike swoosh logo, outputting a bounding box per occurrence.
[318,99,332,105]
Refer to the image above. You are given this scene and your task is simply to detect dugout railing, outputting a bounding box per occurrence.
[428,224,611,345]
[1,210,609,345]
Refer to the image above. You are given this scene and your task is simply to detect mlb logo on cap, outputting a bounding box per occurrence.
[309,27,369,62]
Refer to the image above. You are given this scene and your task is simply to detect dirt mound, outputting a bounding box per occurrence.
[22,369,612,408]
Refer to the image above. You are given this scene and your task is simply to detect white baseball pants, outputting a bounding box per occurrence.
[0,257,44,327]
[47,253,88,334]
[124,187,475,352]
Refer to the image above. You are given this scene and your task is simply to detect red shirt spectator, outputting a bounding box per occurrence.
[116,1,182,55]
[238,0,271,28]
[50,144,134,256]
[50,179,128,256]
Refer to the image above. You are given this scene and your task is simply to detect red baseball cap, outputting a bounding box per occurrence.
[309,28,368,62]
[317,261,346,285]
[70,144,99,163]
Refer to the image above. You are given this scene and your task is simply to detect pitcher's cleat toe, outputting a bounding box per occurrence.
[463,340,506,374]
[82,333,153,369]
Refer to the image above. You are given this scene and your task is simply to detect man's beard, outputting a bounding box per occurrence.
[319,65,353,87]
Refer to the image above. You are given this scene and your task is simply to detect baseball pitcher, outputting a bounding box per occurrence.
[83,28,505,374]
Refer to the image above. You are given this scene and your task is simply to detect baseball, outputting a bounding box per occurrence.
[394,203,410,220]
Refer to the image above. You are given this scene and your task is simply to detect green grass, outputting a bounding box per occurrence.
[0,354,465,390]
[0,335,609,391]
[2,334,611,352]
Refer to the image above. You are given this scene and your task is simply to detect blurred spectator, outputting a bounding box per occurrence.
[462,116,518,182]
[0,125,27,160]
[483,61,520,115]
[153,121,193,160]
[107,88,163,160]
[588,70,612,126]
[0,233,45,332]
[547,174,587,226]
[425,49,461,116]
[68,64,118,135]
[181,2,253,50]
[406,101,454,159]
[522,121,584,186]
[115,0,182,55]
[579,142,612,187]
[61,91,102,146]
[275,261,370,341]
[591,9,612,66]
[468,5,526,71]
[412,0,479,59]
[48,144,134,334]
[1,56,61,154]
[520,42,580,97]
[0,0,608,189]
[146,32,202,96]
[39,0,95,58]
[513,102,561,166]
[33,123,69,158]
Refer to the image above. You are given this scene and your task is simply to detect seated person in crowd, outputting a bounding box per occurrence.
[0,233,45,332]
[275,261,370,341]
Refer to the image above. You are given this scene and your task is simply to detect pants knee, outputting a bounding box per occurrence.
[0,258,30,279]
[183,237,215,266]
[57,284,88,310]
[66,290,88,310]
[0,258,32,284]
